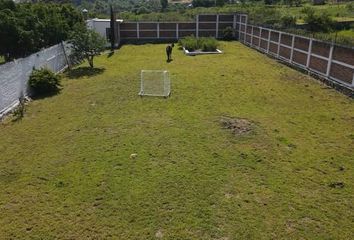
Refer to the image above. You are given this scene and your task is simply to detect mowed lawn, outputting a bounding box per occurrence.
[0,42,353,239]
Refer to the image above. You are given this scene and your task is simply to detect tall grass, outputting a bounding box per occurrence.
[178,36,219,51]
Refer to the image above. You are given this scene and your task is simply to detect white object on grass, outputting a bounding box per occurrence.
[139,70,171,97]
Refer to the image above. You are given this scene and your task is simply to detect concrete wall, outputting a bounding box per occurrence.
[88,14,248,44]
[0,43,70,118]
[238,23,354,89]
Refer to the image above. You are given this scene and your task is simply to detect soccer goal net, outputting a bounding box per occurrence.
[139,70,171,97]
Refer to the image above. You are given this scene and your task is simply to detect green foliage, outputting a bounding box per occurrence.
[12,95,26,122]
[200,37,219,51]
[160,0,168,11]
[347,2,354,12]
[279,15,297,28]
[192,0,215,7]
[0,0,83,61]
[301,6,335,32]
[69,24,106,68]
[178,36,219,52]
[29,68,61,96]
[222,26,235,41]
[178,35,199,51]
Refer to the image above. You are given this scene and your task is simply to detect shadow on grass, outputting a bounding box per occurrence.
[107,51,114,58]
[66,67,105,79]
[31,88,62,100]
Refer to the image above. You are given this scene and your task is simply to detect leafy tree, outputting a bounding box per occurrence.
[302,6,334,32]
[192,0,214,8]
[279,15,296,28]
[69,24,106,68]
[216,0,226,7]
[0,1,83,61]
[160,0,168,11]
[0,10,21,61]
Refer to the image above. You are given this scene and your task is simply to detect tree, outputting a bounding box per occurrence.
[160,0,168,11]
[0,1,83,61]
[69,24,106,68]
[216,0,226,7]
[301,6,334,32]
[110,5,116,51]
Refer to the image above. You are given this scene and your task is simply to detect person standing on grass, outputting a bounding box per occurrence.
[166,43,174,62]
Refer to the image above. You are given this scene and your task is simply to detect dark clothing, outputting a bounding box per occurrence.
[166,45,173,61]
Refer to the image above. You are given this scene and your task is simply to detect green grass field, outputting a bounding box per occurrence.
[1,42,353,239]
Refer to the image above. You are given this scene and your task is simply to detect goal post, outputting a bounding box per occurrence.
[139,70,171,97]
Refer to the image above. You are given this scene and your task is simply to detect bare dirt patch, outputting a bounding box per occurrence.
[220,117,254,136]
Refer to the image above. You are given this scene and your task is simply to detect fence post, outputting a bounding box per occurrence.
[196,15,199,38]
[137,22,140,39]
[267,30,271,54]
[352,73,354,87]
[251,26,254,46]
[157,22,160,39]
[290,34,295,63]
[176,23,179,40]
[60,41,70,70]
[233,14,236,39]
[216,14,219,39]
[258,27,262,49]
[277,32,281,58]
[238,21,242,41]
[306,38,313,69]
[326,43,334,77]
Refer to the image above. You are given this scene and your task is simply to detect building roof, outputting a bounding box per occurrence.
[88,18,124,23]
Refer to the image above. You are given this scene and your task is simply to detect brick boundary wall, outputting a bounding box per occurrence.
[236,21,354,94]
[119,13,248,42]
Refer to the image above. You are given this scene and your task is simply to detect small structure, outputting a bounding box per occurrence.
[86,18,123,47]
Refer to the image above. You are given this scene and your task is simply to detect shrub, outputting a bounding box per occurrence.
[178,36,219,52]
[280,15,297,28]
[301,6,334,32]
[222,27,234,41]
[347,2,354,12]
[178,35,199,51]
[29,68,61,96]
[12,95,26,121]
[200,37,219,51]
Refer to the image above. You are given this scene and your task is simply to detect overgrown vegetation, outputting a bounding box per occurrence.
[222,26,235,41]
[178,36,219,51]
[11,95,26,122]
[0,42,353,239]
[29,68,61,96]
[0,0,83,61]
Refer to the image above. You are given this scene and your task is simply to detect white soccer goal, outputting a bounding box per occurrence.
[139,70,171,97]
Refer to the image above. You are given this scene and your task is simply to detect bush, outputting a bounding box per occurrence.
[200,37,219,51]
[222,27,234,41]
[29,68,61,96]
[279,15,297,28]
[347,2,354,12]
[178,35,199,51]
[178,36,219,52]
[301,6,334,32]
